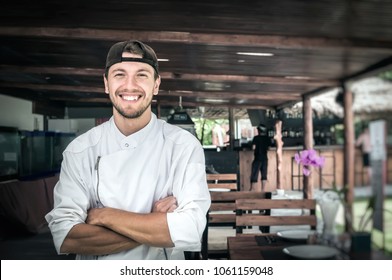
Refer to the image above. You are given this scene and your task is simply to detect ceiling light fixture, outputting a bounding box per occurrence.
[167,96,195,129]
[158,58,170,62]
[236,52,274,57]
[285,76,312,80]
[204,98,229,103]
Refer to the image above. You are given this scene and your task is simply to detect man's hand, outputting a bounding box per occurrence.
[84,196,177,248]
[153,196,177,213]
[86,207,108,226]
[87,196,178,226]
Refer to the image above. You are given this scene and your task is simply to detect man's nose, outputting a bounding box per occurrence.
[123,75,138,89]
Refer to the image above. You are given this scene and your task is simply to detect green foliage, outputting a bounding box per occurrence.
[330,184,392,233]
[379,70,392,81]
[333,124,345,144]
[192,117,229,146]
[343,198,392,254]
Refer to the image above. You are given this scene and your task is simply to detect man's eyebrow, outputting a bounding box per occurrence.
[136,66,154,73]
[111,68,126,73]
[111,66,153,73]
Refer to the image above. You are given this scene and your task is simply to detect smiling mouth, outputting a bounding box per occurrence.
[120,94,140,101]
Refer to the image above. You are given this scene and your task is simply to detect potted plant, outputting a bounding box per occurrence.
[294,149,384,259]
[294,149,338,235]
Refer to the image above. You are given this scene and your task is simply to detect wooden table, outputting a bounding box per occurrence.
[228,234,308,260]
[227,234,390,260]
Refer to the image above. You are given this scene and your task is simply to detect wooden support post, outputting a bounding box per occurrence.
[343,88,355,231]
[303,95,314,199]
[274,120,283,191]
[228,107,235,151]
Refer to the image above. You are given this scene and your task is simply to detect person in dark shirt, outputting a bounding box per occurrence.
[250,124,271,191]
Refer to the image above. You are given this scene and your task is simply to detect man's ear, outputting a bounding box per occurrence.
[153,75,161,96]
[103,74,109,94]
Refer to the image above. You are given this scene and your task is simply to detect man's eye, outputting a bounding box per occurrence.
[138,73,148,77]
[114,73,124,77]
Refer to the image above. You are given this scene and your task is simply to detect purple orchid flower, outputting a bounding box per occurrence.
[294,149,325,176]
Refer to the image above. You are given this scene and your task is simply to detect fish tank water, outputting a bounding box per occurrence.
[19,131,76,179]
[19,130,55,178]
[53,132,75,170]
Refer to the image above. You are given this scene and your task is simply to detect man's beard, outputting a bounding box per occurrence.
[111,95,152,119]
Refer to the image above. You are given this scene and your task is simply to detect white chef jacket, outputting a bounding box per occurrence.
[45,113,211,260]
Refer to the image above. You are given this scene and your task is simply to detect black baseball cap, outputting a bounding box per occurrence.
[257,124,266,131]
[105,40,159,76]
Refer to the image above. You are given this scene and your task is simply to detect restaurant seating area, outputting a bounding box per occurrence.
[1,1,392,268]
[1,171,391,260]
[204,189,319,260]
[204,181,392,260]
[203,190,273,259]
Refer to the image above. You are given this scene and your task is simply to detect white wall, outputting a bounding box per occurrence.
[48,119,95,135]
[0,94,96,134]
[0,94,44,130]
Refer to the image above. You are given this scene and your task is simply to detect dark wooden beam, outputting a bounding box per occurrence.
[0,65,103,76]
[1,27,392,51]
[160,73,337,87]
[36,95,272,110]
[0,65,337,87]
[0,82,104,93]
[275,86,335,111]
[159,90,301,101]
[342,56,392,84]
[155,100,272,110]
[0,82,302,102]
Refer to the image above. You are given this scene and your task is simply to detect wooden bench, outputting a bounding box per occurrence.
[201,191,272,259]
[235,198,317,234]
[206,173,238,191]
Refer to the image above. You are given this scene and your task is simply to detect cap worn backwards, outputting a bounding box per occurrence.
[105,40,159,76]
[258,124,266,131]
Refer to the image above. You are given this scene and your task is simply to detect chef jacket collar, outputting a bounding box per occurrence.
[110,114,157,149]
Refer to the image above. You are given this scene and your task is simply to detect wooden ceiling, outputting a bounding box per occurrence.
[1,0,392,119]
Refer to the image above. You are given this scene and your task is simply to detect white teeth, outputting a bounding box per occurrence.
[122,95,139,101]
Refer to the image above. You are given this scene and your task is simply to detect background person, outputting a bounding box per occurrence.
[250,124,271,191]
[356,125,372,185]
[45,40,211,260]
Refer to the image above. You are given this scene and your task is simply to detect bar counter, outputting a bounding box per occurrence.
[205,144,391,192]
[239,145,362,192]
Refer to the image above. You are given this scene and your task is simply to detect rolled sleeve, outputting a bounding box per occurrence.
[45,151,91,254]
[166,159,211,250]
[166,199,209,250]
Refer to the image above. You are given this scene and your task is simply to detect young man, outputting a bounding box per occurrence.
[45,40,211,260]
[250,124,271,191]
[356,126,372,185]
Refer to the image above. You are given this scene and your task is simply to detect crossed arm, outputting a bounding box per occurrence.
[60,196,177,255]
